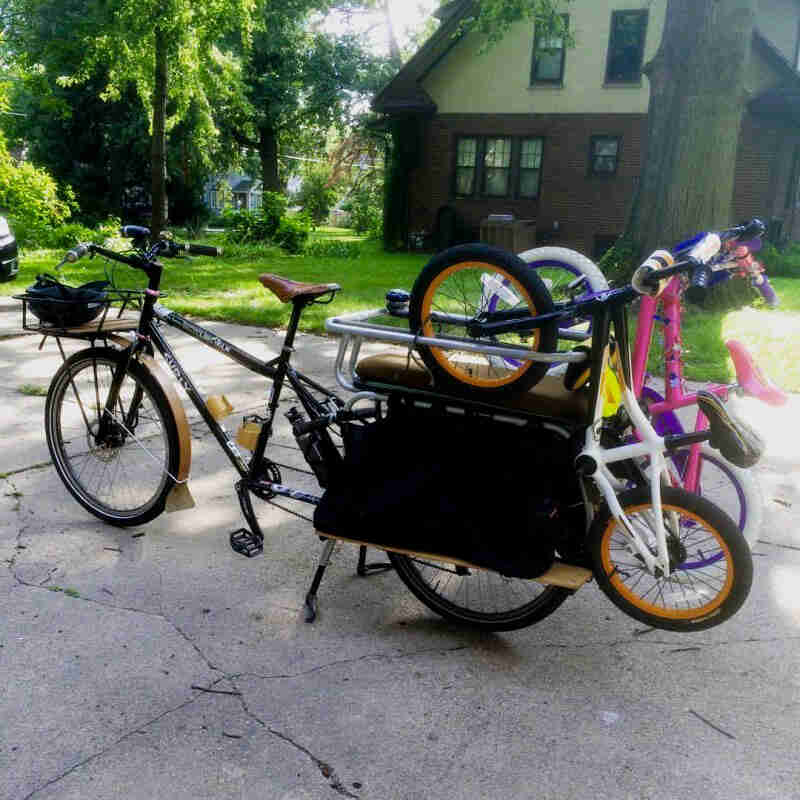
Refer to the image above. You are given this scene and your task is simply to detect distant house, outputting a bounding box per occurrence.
[373,0,800,254]
[204,174,263,213]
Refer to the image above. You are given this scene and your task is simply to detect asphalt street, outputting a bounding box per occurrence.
[1,301,799,800]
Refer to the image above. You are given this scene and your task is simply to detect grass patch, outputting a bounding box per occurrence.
[640,276,800,391]
[18,383,48,396]
[0,235,428,333]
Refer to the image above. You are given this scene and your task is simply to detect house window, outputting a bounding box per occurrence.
[454,136,544,199]
[531,14,568,83]
[520,138,543,197]
[605,10,648,83]
[209,190,219,210]
[455,137,478,196]
[589,136,620,174]
[484,137,512,196]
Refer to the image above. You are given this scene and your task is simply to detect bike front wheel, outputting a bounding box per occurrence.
[45,347,180,526]
[388,552,571,631]
[590,487,753,631]
[408,244,558,396]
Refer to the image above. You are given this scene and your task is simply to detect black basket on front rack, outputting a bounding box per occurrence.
[14,276,146,335]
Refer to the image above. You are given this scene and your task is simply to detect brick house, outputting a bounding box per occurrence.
[373,0,800,255]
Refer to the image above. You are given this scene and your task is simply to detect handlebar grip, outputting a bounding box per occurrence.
[684,264,713,304]
[65,242,91,263]
[737,218,766,241]
[631,250,674,296]
[186,243,222,257]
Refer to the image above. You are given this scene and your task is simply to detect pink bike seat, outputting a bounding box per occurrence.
[726,339,788,406]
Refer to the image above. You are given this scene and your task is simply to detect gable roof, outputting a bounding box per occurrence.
[372,0,474,114]
[374,6,800,118]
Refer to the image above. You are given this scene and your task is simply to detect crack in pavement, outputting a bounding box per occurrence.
[232,680,359,799]
[21,677,234,800]
[234,643,470,682]
[10,575,223,674]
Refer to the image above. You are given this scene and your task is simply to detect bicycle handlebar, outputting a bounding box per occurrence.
[632,218,767,297]
[57,229,223,272]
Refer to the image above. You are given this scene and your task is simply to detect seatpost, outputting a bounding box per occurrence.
[247,297,309,473]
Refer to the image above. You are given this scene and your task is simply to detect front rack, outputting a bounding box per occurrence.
[324,306,588,393]
[13,288,145,339]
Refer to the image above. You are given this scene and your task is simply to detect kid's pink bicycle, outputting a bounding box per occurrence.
[518,220,785,546]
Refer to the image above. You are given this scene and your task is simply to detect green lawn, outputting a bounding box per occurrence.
[641,276,800,391]
[4,233,799,391]
[2,233,429,332]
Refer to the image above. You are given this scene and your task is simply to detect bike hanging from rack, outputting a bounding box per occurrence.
[511,224,783,548]
[17,224,763,632]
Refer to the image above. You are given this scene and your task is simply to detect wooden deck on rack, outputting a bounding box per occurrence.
[315,531,594,590]
[33,317,140,335]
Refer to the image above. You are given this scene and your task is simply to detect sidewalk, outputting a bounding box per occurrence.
[1,303,799,800]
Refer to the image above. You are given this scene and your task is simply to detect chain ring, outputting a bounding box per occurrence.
[249,460,282,501]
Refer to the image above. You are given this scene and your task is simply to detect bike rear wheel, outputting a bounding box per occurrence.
[45,347,180,526]
[388,552,571,631]
[590,487,752,631]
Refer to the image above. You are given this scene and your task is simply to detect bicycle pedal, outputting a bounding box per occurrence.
[230,528,263,558]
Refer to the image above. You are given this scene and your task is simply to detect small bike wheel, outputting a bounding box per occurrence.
[388,552,571,631]
[408,244,558,396]
[670,445,763,550]
[590,486,752,631]
[45,347,180,526]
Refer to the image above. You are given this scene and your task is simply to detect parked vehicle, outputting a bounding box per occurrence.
[0,216,19,282]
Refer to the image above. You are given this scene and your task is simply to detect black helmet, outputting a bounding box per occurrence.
[26,274,109,327]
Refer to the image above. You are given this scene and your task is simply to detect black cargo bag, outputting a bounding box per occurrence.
[314,402,575,579]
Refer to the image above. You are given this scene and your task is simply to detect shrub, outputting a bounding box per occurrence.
[261,191,288,235]
[597,235,638,284]
[0,136,74,247]
[296,165,338,225]
[344,181,383,237]
[306,239,362,259]
[274,215,310,254]
[760,241,800,278]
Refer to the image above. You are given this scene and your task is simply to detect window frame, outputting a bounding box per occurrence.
[604,9,649,85]
[588,135,622,176]
[452,135,545,201]
[530,14,569,85]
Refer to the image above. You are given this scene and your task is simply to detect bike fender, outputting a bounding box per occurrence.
[725,340,787,407]
[109,335,192,480]
[140,353,192,481]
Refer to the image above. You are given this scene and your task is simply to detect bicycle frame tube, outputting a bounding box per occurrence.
[131,300,334,483]
[578,301,674,576]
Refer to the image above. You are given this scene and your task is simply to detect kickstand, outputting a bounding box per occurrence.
[356,545,393,577]
[304,538,337,623]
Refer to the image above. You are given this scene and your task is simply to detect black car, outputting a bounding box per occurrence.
[0,216,19,282]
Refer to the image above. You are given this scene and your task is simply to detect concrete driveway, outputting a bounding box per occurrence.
[1,305,799,800]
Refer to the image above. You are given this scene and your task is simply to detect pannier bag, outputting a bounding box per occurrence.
[26,274,110,327]
[314,399,581,579]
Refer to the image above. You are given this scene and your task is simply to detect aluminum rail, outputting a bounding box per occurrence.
[325,307,588,393]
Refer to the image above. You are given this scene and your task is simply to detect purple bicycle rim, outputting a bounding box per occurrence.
[487,259,597,368]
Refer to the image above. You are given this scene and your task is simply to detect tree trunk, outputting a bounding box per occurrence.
[259,126,281,193]
[626,0,756,258]
[151,28,169,237]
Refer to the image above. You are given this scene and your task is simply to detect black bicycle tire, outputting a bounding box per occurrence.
[388,551,571,631]
[589,486,753,631]
[45,346,180,527]
[408,244,558,396]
